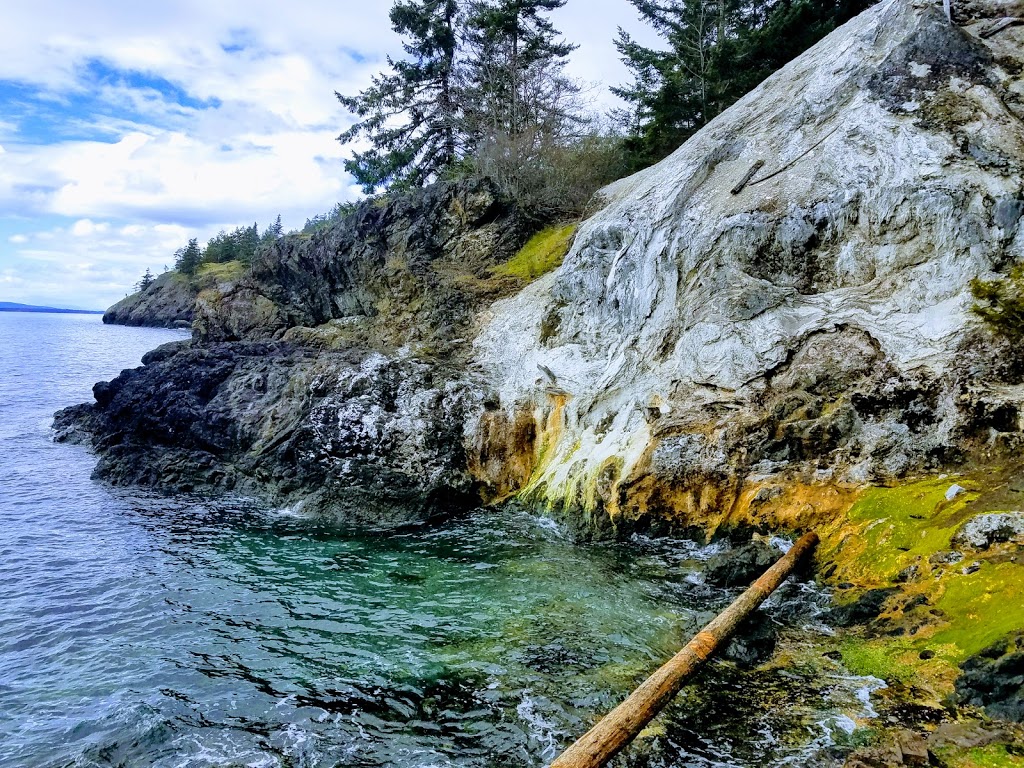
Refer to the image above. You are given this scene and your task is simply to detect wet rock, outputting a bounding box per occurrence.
[54,342,483,528]
[826,587,900,627]
[721,609,778,668]
[704,541,778,588]
[951,511,1024,550]
[955,637,1024,721]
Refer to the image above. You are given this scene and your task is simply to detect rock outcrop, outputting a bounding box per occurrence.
[103,271,197,328]
[471,0,1024,531]
[59,179,532,528]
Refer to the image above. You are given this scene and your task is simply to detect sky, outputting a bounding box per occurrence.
[0,0,656,311]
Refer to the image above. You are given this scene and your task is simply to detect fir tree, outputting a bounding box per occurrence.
[614,0,876,170]
[462,0,578,139]
[136,268,155,292]
[337,0,462,192]
[174,238,202,276]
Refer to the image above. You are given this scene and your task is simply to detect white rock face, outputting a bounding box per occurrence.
[472,0,1024,515]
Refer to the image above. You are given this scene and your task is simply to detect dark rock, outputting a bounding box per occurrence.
[103,270,198,328]
[704,540,778,588]
[721,609,778,668]
[826,587,900,627]
[955,636,1024,721]
[53,340,483,529]
[929,550,964,565]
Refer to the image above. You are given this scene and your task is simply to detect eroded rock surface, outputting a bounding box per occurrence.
[59,180,530,527]
[472,0,1024,531]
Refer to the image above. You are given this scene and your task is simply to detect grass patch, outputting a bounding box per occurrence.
[195,260,247,286]
[493,223,576,282]
[930,562,1024,659]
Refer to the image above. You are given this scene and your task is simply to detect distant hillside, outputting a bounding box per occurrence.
[0,302,103,315]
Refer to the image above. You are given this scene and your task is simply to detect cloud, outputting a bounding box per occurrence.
[0,0,655,309]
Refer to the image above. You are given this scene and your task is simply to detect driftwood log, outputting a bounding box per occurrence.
[549,532,820,768]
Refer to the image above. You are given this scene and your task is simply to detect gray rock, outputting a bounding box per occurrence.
[952,512,1024,550]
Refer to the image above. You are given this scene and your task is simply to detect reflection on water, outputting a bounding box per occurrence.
[0,314,874,767]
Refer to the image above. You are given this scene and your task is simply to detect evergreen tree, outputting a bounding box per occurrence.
[337,0,462,192]
[262,214,284,244]
[136,268,155,292]
[174,238,203,276]
[614,0,876,170]
[462,0,578,139]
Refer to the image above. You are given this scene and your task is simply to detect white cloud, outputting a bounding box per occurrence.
[0,0,656,309]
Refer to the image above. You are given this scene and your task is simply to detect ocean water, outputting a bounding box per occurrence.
[0,312,877,768]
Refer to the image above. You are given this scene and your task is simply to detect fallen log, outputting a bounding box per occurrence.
[549,531,820,768]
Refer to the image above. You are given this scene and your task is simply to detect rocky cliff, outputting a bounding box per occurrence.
[472,0,1024,533]
[65,0,1024,534]
[103,270,198,328]
[58,179,535,527]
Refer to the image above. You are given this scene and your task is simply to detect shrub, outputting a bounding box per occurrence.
[971,265,1024,341]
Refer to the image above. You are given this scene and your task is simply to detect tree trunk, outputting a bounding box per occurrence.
[549,532,820,768]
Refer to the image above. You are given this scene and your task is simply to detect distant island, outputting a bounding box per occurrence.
[0,302,103,315]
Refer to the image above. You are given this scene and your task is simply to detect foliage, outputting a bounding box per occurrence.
[614,0,877,170]
[337,0,587,206]
[971,265,1024,341]
[170,215,284,277]
[174,238,203,276]
[135,268,155,292]
[493,222,576,280]
[337,0,462,192]
[302,201,363,234]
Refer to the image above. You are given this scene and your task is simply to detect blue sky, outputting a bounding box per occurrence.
[0,0,652,310]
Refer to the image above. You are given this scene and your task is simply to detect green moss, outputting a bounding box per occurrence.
[934,744,1024,768]
[838,638,920,684]
[824,478,976,586]
[929,562,1024,659]
[493,223,576,282]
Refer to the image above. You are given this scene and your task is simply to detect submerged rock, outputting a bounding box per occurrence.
[704,541,778,588]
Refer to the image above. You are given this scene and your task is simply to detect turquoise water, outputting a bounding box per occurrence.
[0,313,874,767]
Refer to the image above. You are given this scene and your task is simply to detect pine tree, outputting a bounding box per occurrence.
[174,238,202,276]
[462,0,578,139]
[337,0,462,192]
[614,0,876,170]
[136,268,155,292]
